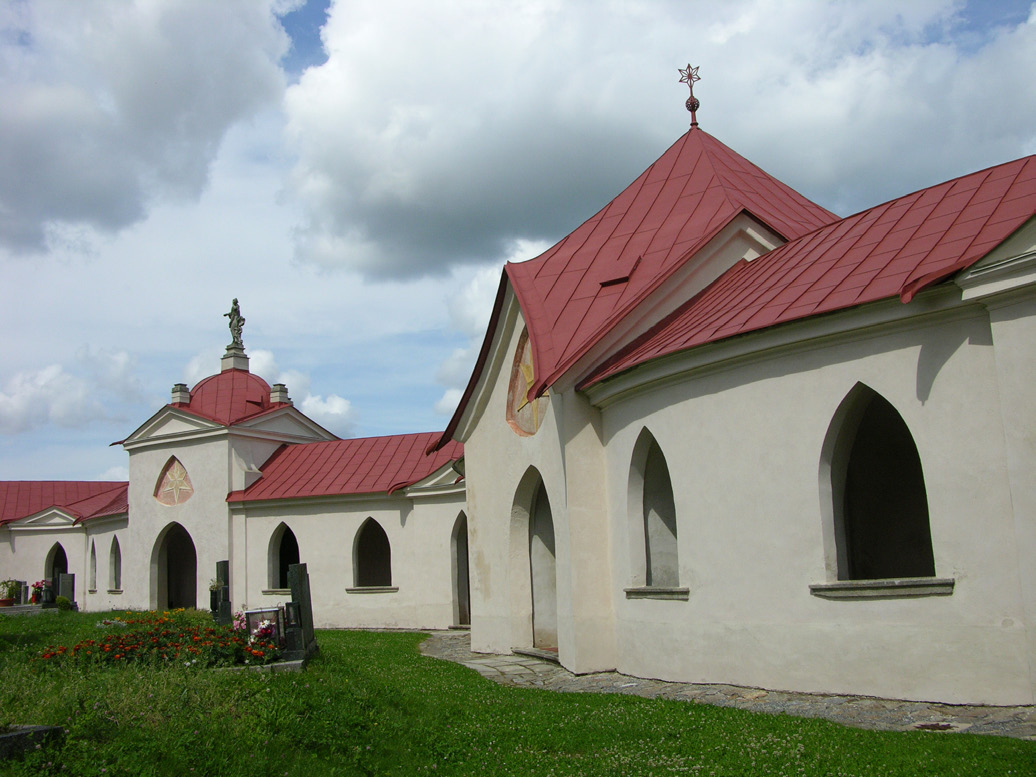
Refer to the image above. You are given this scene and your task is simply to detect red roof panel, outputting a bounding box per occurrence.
[585,155,1036,386]
[0,481,128,526]
[173,369,290,427]
[228,433,463,503]
[505,127,836,399]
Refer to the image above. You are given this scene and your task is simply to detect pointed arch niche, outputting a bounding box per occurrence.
[89,541,97,591]
[509,467,558,651]
[109,536,122,592]
[451,512,471,628]
[625,429,688,600]
[154,456,194,506]
[348,518,396,592]
[812,383,953,599]
[267,523,300,591]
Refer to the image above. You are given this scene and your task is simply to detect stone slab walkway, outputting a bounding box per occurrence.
[420,631,1036,740]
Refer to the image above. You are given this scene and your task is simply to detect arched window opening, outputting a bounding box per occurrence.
[89,542,97,590]
[354,519,391,587]
[629,430,679,588]
[831,387,935,580]
[109,537,122,591]
[268,524,300,590]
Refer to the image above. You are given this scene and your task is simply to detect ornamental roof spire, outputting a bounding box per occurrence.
[679,64,701,127]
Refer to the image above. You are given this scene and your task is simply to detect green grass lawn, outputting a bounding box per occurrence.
[1,611,1033,776]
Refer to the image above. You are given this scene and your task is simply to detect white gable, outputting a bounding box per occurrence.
[122,406,222,447]
[7,508,82,530]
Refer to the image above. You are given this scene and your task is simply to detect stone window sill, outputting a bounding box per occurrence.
[88,589,97,594]
[624,586,689,601]
[106,589,123,595]
[261,588,291,596]
[346,586,398,594]
[809,577,955,600]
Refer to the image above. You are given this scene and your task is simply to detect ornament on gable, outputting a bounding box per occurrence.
[506,329,549,436]
[679,64,701,127]
[155,457,194,506]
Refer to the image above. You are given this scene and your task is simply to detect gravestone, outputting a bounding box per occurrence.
[16,581,27,605]
[283,562,319,661]
[57,573,75,606]
[215,560,232,627]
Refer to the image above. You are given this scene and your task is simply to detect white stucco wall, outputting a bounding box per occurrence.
[230,489,467,629]
[598,301,1032,705]
[0,524,86,603]
[462,306,616,673]
[124,436,234,611]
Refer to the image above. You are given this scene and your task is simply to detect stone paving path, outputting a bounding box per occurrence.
[420,631,1036,740]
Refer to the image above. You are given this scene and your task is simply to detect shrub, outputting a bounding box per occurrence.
[0,579,20,599]
[55,596,73,611]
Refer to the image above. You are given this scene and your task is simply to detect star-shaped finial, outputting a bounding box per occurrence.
[679,64,700,86]
[678,64,702,126]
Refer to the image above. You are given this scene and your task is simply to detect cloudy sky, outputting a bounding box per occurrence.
[1,0,1034,482]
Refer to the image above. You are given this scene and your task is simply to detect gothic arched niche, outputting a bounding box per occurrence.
[154,457,194,506]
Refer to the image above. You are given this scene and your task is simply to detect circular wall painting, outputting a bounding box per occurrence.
[506,329,549,436]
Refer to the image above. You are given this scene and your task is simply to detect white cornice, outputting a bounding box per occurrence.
[228,491,410,511]
[955,219,1036,304]
[584,285,970,409]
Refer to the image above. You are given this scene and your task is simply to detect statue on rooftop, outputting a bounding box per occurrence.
[224,298,245,348]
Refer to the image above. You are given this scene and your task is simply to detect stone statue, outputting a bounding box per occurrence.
[224,298,245,348]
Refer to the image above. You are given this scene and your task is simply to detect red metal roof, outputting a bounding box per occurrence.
[173,369,289,426]
[227,433,463,503]
[0,481,128,526]
[506,126,837,398]
[585,155,1036,386]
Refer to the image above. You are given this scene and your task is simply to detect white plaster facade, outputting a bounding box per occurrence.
[442,140,1036,705]
[1,353,469,634]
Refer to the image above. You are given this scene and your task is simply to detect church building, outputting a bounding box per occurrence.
[3,73,1035,706]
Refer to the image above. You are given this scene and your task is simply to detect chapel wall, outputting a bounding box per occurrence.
[232,490,466,629]
[126,436,232,611]
[600,303,1032,705]
[82,519,129,612]
[0,528,85,603]
[462,308,618,671]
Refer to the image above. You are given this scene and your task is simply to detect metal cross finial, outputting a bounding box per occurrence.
[679,64,701,127]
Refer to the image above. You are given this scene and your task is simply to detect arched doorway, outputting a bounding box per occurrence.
[46,543,68,584]
[153,523,197,609]
[451,512,471,627]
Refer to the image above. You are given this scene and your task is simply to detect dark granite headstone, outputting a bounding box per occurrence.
[284,563,318,661]
[215,560,232,627]
[16,581,27,605]
[57,573,75,604]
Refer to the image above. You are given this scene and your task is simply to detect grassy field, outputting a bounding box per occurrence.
[1,610,1034,776]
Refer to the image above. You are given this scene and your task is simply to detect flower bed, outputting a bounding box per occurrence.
[35,610,280,668]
